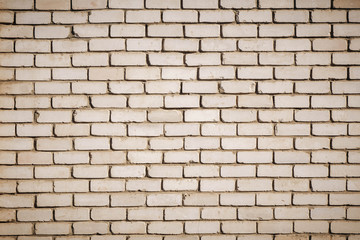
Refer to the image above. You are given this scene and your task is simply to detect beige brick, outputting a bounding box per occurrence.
[53,40,87,52]
[52,68,87,80]
[73,222,108,235]
[111,53,146,66]
[238,123,273,136]
[238,67,273,79]
[111,165,145,178]
[219,194,254,206]
[332,110,360,122]
[0,223,33,235]
[164,151,199,163]
[201,39,236,51]
[0,39,13,52]
[332,221,360,234]
[239,39,274,51]
[128,151,162,163]
[221,0,256,8]
[164,39,199,52]
[0,138,33,150]
[73,53,108,67]
[53,12,88,24]
[111,110,146,123]
[74,137,110,150]
[184,193,218,206]
[55,124,90,137]
[17,152,52,165]
[126,67,160,80]
[90,39,125,51]
[162,67,197,80]
[126,179,161,192]
[36,54,71,67]
[334,24,360,37]
[111,193,146,206]
[0,25,32,39]
[91,179,125,192]
[148,24,183,37]
[128,208,162,221]
[238,10,272,22]
[275,10,308,22]
[149,53,183,65]
[74,110,109,123]
[111,24,145,37]
[163,179,198,191]
[260,24,294,37]
[293,193,328,205]
[111,222,146,234]
[274,179,309,192]
[165,123,199,136]
[276,39,311,51]
[185,221,220,234]
[0,54,33,67]
[147,81,180,94]
[185,165,219,178]
[200,10,235,22]
[296,0,330,8]
[201,179,235,192]
[313,39,347,51]
[149,138,183,150]
[163,10,198,22]
[91,207,125,220]
[16,12,50,24]
[35,222,71,235]
[126,10,160,23]
[0,11,14,23]
[89,10,124,23]
[35,26,70,39]
[222,221,257,234]
[295,221,329,233]
[165,207,200,220]
[296,137,330,150]
[0,166,33,179]
[74,193,109,206]
[15,40,48,53]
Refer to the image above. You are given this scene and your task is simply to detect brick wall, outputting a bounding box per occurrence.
[0,0,360,238]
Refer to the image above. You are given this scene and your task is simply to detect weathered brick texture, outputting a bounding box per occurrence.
[0,0,359,238]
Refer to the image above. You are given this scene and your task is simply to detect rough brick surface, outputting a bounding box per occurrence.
[0,0,359,238]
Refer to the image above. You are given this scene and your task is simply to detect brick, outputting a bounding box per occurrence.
[238,10,272,22]
[89,10,124,23]
[52,68,87,80]
[91,179,125,192]
[0,39,13,52]
[147,81,180,94]
[275,10,308,22]
[73,53,108,67]
[112,222,146,234]
[221,109,256,122]
[128,151,162,163]
[149,53,183,65]
[16,12,51,24]
[238,67,273,79]
[0,223,33,235]
[35,223,71,235]
[0,25,33,38]
[185,222,220,234]
[73,222,108,234]
[74,137,110,150]
[239,39,274,51]
[260,24,294,37]
[0,54,33,67]
[221,0,256,8]
[148,24,183,37]
[36,54,71,67]
[296,0,330,8]
[163,10,198,22]
[0,11,14,23]
[222,221,257,234]
[238,123,273,136]
[53,12,88,24]
[276,39,311,51]
[111,24,145,37]
[55,124,90,137]
[164,39,199,52]
[200,10,235,22]
[89,67,124,80]
[35,26,70,39]
[15,40,47,53]
[313,39,347,51]
[126,10,160,23]
[126,67,160,80]
[111,53,146,66]
[201,39,236,51]
[90,39,125,51]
